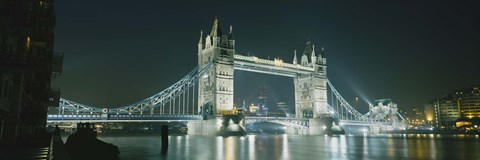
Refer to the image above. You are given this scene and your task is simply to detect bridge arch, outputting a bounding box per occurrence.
[301,107,313,118]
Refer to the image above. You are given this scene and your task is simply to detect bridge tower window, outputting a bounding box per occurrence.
[302,108,313,118]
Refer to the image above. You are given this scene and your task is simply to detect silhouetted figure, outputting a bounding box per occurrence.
[161,125,169,156]
[65,123,119,160]
[54,125,60,135]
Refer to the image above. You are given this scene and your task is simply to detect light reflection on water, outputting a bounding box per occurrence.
[90,134,480,160]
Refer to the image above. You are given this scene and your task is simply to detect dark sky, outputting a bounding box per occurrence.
[53,1,480,112]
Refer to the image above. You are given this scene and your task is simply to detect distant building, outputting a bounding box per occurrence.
[277,101,288,115]
[430,85,480,130]
[0,0,62,144]
[257,87,268,116]
[424,104,435,126]
[455,117,480,129]
[400,107,432,130]
[248,103,259,115]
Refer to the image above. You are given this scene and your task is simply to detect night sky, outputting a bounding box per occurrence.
[53,1,480,112]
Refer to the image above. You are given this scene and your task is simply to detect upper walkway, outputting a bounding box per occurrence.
[233,54,315,77]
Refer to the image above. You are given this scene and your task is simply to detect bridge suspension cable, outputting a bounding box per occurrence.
[326,79,406,123]
[57,62,213,115]
[326,79,367,121]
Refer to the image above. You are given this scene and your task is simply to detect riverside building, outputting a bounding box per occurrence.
[0,0,62,144]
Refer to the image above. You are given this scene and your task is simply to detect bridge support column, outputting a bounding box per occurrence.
[308,118,331,135]
[188,115,246,136]
[188,118,219,136]
[308,116,344,135]
[218,115,246,136]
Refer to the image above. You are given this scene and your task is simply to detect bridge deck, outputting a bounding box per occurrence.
[339,120,393,126]
[47,114,203,122]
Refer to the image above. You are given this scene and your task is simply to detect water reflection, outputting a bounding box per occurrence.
[90,134,480,160]
[216,136,223,160]
[280,134,289,160]
[248,135,255,160]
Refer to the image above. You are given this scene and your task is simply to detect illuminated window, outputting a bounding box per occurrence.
[26,36,31,50]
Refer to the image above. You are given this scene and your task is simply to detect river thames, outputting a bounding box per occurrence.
[81,134,480,160]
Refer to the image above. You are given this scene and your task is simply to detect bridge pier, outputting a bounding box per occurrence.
[188,115,246,136]
[308,117,345,135]
[187,119,219,136]
[284,126,310,135]
[218,115,246,136]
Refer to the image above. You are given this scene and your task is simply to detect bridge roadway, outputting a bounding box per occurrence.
[47,114,312,127]
[339,120,393,126]
[47,114,204,123]
[47,114,382,129]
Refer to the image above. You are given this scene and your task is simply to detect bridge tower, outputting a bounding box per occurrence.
[197,18,235,115]
[294,41,328,118]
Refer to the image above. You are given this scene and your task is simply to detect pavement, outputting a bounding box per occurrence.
[0,128,70,160]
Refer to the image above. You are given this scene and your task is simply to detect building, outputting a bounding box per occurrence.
[276,101,289,117]
[460,86,480,118]
[431,85,480,130]
[399,107,434,130]
[0,0,62,145]
[424,104,435,126]
[257,87,268,116]
[248,103,259,115]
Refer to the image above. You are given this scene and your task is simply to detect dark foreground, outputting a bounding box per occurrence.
[69,133,480,160]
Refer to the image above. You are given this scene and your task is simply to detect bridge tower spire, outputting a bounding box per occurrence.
[300,52,308,66]
[198,17,235,115]
[310,44,317,66]
[198,30,203,53]
[293,50,298,64]
[316,46,327,74]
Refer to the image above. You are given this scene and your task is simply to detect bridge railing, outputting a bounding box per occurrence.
[47,114,203,121]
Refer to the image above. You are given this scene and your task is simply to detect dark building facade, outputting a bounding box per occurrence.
[0,0,61,145]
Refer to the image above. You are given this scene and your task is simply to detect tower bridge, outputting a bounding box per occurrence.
[48,18,406,135]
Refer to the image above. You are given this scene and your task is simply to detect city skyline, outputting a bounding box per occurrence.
[53,1,479,111]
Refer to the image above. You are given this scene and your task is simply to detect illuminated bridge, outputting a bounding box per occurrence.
[48,18,406,134]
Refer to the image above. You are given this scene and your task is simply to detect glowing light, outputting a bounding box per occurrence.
[362,128,368,133]
[26,36,31,49]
